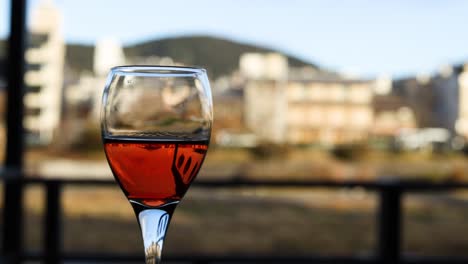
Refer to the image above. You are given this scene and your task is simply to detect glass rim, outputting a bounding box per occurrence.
[110,65,206,75]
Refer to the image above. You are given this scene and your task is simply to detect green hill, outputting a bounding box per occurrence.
[125,35,317,78]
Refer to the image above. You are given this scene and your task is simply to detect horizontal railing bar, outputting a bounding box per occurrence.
[21,252,468,263]
[8,176,468,191]
[195,179,468,191]
[23,252,378,263]
[402,256,468,264]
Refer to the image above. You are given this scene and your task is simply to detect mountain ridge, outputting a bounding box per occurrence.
[1,35,319,79]
[124,35,318,78]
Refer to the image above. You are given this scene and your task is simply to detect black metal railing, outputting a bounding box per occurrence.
[2,176,468,264]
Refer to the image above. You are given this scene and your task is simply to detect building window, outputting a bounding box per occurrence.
[27,63,41,72]
[26,84,41,93]
[25,107,41,116]
[28,33,48,48]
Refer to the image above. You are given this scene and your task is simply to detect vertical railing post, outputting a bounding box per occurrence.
[377,182,402,263]
[44,181,62,264]
[2,0,27,263]
[2,179,23,263]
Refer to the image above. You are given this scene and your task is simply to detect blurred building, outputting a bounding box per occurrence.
[431,65,459,132]
[242,53,288,144]
[372,95,416,136]
[240,53,288,81]
[456,64,468,137]
[213,83,244,131]
[371,75,417,137]
[285,78,375,145]
[66,37,126,121]
[242,53,375,145]
[0,83,5,146]
[24,0,65,144]
[392,76,433,130]
[393,65,460,135]
[93,38,126,76]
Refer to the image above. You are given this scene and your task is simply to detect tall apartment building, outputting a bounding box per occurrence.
[24,0,65,144]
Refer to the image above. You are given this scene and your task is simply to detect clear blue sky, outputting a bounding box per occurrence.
[1,0,468,78]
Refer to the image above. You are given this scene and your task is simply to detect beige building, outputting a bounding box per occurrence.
[242,53,288,143]
[24,0,65,144]
[456,64,468,138]
[242,53,375,145]
[285,79,374,145]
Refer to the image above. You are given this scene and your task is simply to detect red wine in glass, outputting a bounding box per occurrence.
[103,138,209,208]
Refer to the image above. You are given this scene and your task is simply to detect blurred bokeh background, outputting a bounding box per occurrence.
[1,0,468,259]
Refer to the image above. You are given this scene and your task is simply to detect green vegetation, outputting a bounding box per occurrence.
[65,43,94,74]
[249,142,291,160]
[0,39,6,77]
[331,144,369,161]
[0,39,5,58]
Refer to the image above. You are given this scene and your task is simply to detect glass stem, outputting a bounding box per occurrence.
[138,209,171,264]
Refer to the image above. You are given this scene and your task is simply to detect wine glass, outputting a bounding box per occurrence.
[101,65,212,263]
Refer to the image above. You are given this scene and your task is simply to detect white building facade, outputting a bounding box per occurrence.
[24,0,65,144]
